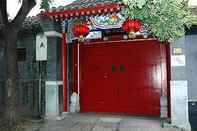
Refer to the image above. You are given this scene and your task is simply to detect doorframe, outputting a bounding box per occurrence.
[70,37,171,116]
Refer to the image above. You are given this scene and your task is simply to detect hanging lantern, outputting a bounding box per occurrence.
[122,18,141,38]
[73,22,89,42]
[133,19,141,32]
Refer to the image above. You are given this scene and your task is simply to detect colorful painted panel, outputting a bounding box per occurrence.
[90,13,125,29]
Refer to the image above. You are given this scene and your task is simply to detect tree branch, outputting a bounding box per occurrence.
[0,9,3,26]
[0,11,5,38]
[0,0,8,24]
[0,7,2,23]
[11,0,36,31]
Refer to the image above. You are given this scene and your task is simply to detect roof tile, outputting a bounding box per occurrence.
[54,0,121,11]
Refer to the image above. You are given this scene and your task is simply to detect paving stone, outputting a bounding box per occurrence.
[93,120,121,131]
[24,113,184,131]
[92,124,117,131]
[99,117,122,123]
[69,122,94,131]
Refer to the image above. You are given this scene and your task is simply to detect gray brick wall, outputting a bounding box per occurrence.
[0,32,41,117]
[46,37,62,81]
[185,34,197,100]
[0,17,63,118]
[171,37,187,80]
[171,34,197,100]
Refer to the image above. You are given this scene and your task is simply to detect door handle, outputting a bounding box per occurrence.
[120,64,125,72]
[112,64,116,72]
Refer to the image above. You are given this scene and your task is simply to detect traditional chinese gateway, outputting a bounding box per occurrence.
[42,0,171,117]
[0,0,196,131]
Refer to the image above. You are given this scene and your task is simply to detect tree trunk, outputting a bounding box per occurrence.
[3,28,18,131]
[0,1,36,130]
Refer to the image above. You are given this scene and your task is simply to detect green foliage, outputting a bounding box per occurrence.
[123,0,197,41]
[40,0,52,10]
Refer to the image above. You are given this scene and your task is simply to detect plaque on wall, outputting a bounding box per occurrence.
[171,55,186,67]
[36,33,47,61]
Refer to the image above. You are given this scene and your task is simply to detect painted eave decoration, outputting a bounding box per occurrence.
[89,14,150,34]
[90,13,125,29]
[41,0,123,20]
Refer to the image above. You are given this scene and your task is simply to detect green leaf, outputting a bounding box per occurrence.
[40,0,52,10]
[122,0,197,41]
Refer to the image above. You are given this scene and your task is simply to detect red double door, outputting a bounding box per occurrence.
[78,40,168,116]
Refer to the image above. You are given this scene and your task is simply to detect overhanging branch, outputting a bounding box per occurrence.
[11,0,36,31]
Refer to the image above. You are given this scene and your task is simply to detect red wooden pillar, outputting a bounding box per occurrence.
[160,43,168,97]
[73,44,78,93]
[160,43,171,118]
[166,44,171,118]
[61,32,68,112]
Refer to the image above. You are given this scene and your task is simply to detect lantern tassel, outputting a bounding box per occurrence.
[128,31,136,39]
[78,35,85,42]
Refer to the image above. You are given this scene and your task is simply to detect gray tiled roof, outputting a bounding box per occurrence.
[21,0,121,29]
[22,16,41,30]
[51,0,122,11]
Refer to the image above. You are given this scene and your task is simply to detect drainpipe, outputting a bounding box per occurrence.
[77,41,80,111]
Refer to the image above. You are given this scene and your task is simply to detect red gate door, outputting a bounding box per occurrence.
[114,41,161,115]
[79,40,166,116]
[80,45,117,112]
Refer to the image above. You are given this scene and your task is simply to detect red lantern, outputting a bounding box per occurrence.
[133,19,141,32]
[73,22,89,41]
[122,18,141,38]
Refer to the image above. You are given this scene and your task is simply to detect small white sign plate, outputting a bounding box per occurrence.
[171,55,185,67]
[36,34,47,61]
